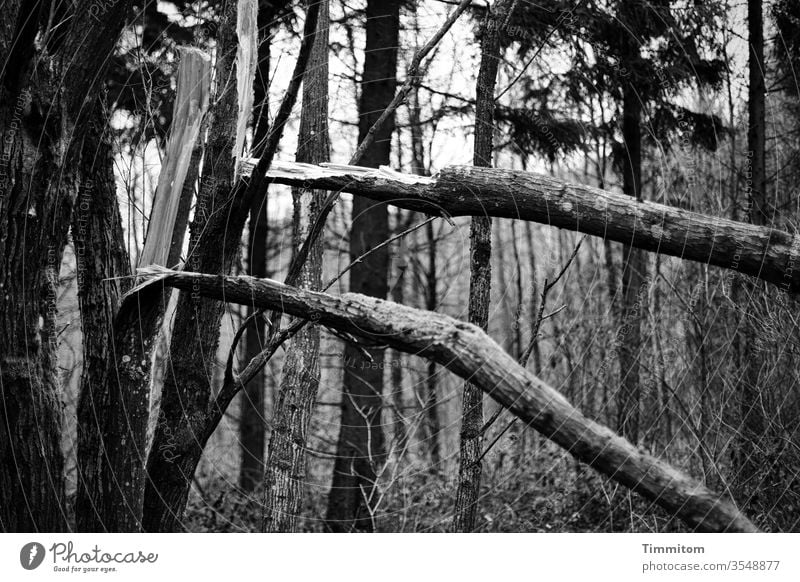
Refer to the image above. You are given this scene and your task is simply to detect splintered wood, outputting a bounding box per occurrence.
[139,47,211,268]
[235,0,258,176]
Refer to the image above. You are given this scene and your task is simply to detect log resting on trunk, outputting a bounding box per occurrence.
[243,161,800,292]
[131,266,758,533]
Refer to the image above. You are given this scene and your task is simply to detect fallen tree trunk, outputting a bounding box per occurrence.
[131,266,758,533]
[245,161,800,292]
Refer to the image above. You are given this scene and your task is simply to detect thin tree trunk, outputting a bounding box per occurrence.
[409,62,441,467]
[616,78,646,443]
[239,3,275,493]
[453,0,512,532]
[142,0,314,530]
[326,0,400,532]
[424,219,441,466]
[390,212,413,455]
[262,0,330,533]
[735,0,769,510]
[240,201,269,492]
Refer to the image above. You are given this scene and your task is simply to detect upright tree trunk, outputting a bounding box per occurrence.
[424,220,441,466]
[239,2,275,493]
[453,0,511,532]
[616,55,645,444]
[0,80,69,532]
[143,0,243,531]
[735,0,769,510]
[103,47,214,533]
[409,67,441,466]
[748,0,768,228]
[325,0,401,533]
[0,2,131,532]
[73,107,132,532]
[262,0,329,533]
[390,212,412,455]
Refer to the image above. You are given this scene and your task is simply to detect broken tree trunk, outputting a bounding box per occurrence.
[143,0,246,533]
[247,161,800,292]
[130,267,759,533]
[139,47,212,268]
[100,46,212,533]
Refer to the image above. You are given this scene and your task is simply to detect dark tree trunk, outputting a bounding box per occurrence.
[325,0,400,533]
[0,2,131,532]
[748,0,768,228]
[615,56,645,444]
[73,108,132,532]
[262,0,330,533]
[453,0,511,532]
[735,0,769,510]
[240,205,269,493]
[0,73,70,533]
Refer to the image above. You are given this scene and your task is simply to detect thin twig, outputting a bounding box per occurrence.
[322,217,436,291]
[520,236,584,367]
[471,417,518,468]
[222,308,271,387]
[478,236,584,453]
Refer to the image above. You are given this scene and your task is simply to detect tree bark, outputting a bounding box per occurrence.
[0,2,132,532]
[616,76,646,443]
[262,0,330,533]
[453,0,512,532]
[251,161,800,293]
[325,0,400,533]
[134,268,759,533]
[73,108,132,532]
[735,0,769,511]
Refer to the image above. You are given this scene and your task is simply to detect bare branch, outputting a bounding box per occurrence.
[131,266,758,533]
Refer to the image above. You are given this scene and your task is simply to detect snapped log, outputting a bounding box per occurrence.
[242,160,800,292]
[130,266,758,532]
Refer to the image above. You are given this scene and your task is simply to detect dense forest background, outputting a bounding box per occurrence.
[1,0,799,533]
